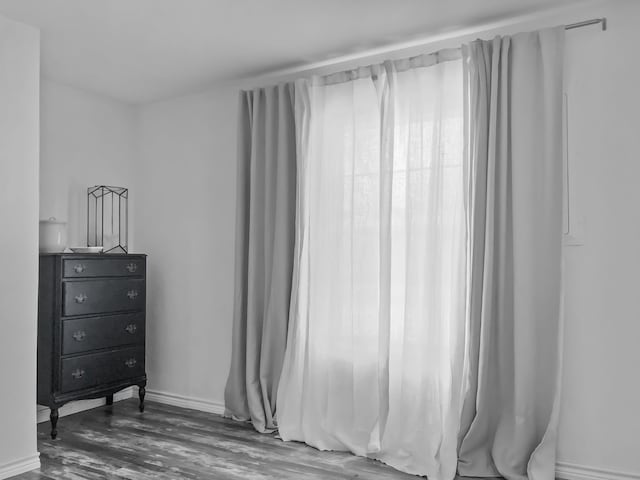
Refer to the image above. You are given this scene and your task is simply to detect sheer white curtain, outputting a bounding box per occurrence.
[277,53,468,479]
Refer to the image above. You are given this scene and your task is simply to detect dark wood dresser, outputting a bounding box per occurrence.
[37,253,147,439]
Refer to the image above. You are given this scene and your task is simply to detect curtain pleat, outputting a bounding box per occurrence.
[278,57,468,479]
[224,83,297,433]
[458,28,565,480]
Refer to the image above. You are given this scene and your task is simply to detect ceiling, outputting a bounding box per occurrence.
[0,0,585,104]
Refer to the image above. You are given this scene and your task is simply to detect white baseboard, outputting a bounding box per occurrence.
[0,454,40,480]
[556,462,640,480]
[145,389,225,415]
[36,387,136,424]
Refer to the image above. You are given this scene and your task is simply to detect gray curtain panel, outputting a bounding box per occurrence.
[458,28,565,480]
[224,83,297,433]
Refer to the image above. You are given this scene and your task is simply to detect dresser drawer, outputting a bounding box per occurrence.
[63,279,145,316]
[60,347,145,393]
[63,257,145,278]
[62,313,145,355]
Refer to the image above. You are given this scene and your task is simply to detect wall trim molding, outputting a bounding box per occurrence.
[0,454,40,480]
[145,389,225,415]
[36,387,135,424]
[556,462,640,480]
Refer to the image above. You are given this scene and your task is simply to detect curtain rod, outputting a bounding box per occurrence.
[565,17,607,31]
[244,16,608,88]
[298,17,609,87]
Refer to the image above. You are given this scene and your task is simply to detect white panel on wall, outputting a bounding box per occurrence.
[134,85,238,410]
[0,13,41,479]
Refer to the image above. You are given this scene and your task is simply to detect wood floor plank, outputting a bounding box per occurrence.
[14,399,489,479]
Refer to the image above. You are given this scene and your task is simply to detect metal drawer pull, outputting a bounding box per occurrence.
[127,290,139,300]
[125,358,137,368]
[72,330,87,341]
[71,369,85,379]
[125,324,137,334]
[74,293,88,304]
[74,264,86,273]
[126,263,138,273]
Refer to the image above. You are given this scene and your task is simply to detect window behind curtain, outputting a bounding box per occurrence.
[278,57,467,478]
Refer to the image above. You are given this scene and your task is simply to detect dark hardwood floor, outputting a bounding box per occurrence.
[15,399,410,479]
[16,399,488,479]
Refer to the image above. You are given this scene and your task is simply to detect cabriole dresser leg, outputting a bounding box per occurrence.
[50,408,59,440]
[139,386,146,413]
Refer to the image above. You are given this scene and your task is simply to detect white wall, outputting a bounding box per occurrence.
[135,85,237,407]
[0,14,41,479]
[132,1,640,479]
[558,1,640,476]
[40,79,137,249]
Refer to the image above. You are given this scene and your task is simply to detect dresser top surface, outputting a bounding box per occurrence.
[40,253,147,257]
